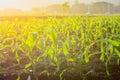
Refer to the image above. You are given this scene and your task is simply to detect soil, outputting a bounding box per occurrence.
[0,52,120,80]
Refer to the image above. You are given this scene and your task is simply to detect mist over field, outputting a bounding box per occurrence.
[0,0,120,10]
[0,0,120,16]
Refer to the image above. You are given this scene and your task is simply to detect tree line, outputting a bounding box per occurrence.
[0,1,120,16]
[34,1,120,14]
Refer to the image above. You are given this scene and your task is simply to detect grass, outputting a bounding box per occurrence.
[0,15,120,80]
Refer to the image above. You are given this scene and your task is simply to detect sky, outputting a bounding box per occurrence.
[0,0,119,10]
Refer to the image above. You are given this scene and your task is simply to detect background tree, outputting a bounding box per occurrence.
[114,4,120,13]
[62,2,70,13]
[91,2,114,14]
[46,4,62,14]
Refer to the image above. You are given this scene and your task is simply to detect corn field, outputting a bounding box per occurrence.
[0,16,120,80]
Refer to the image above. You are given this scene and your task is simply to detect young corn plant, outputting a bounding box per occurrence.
[22,32,38,80]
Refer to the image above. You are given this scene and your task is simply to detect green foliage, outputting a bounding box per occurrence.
[0,16,120,80]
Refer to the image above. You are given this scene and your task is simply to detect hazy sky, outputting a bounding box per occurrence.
[0,0,119,10]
